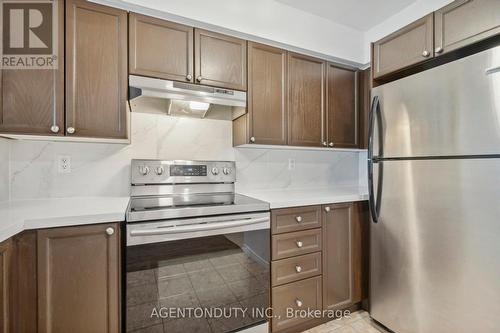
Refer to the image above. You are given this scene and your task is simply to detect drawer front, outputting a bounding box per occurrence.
[271,276,322,332]
[272,206,321,234]
[272,228,322,260]
[272,252,322,286]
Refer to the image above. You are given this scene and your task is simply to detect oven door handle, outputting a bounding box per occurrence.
[129,217,270,236]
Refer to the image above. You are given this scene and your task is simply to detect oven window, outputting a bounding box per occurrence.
[126,229,270,333]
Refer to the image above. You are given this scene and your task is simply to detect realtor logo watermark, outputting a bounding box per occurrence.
[1,0,58,69]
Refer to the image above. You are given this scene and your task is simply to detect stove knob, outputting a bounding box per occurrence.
[211,167,219,175]
[155,167,164,175]
[139,166,150,176]
[223,167,232,175]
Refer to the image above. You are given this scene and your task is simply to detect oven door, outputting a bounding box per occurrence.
[126,212,270,333]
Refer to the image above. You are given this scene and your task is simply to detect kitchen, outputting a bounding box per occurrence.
[0,0,499,333]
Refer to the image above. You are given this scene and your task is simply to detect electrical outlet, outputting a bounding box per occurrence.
[57,155,71,174]
[288,158,295,170]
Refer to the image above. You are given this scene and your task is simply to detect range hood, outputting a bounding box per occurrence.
[129,75,246,121]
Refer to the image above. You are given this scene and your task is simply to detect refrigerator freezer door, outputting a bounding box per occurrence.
[371,45,500,158]
[370,158,500,333]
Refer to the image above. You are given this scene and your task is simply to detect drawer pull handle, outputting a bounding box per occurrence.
[296,241,303,248]
[324,206,331,212]
[295,299,303,307]
[295,265,302,273]
[295,216,303,223]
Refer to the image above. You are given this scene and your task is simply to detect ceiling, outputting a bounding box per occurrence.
[275,0,417,31]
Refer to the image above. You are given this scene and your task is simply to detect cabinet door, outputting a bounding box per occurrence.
[0,0,64,136]
[247,42,287,145]
[129,13,194,82]
[357,68,371,150]
[326,64,358,148]
[287,53,325,147]
[0,239,11,333]
[372,14,434,79]
[66,0,128,139]
[37,223,121,333]
[10,232,37,333]
[322,202,363,310]
[194,29,247,90]
[435,0,500,55]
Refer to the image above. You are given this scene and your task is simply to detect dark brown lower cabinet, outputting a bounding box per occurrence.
[10,231,38,332]
[37,223,121,333]
[0,239,11,333]
[272,276,323,332]
[322,202,367,310]
[270,202,368,332]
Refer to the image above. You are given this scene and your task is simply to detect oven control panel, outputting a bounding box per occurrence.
[131,159,235,184]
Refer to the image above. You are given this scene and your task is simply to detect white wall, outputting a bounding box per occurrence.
[0,138,9,202]
[96,0,365,65]
[97,0,457,65]
[363,0,455,62]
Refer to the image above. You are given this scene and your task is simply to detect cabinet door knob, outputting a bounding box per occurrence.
[422,50,430,58]
[50,125,59,133]
[295,216,303,223]
[67,127,75,134]
[295,265,302,273]
[250,136,256,143]
[106,227,115,236]
[322,141,327,147]
[329,142,334,147]
[324,206,331,212]
[197,76,202,82]
[435,47,443,54]
[186,74,193,81]
[295,299,303,307]
[296,241,303,248]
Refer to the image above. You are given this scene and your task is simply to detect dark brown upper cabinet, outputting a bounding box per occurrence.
[435,0,500,55]
[287,53,326,147]
[246,42,287,145]
[66,0,128,139]
[129,13,194,82]
[358,67,371,150]
[195,29,247,91]
[0,239,11,333]
[0,0,64,136]
[37,223,121,333]
[372,13,434,79]
[326,64,358,149]
[322,202,365,310]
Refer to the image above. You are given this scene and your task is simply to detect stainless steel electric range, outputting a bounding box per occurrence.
[125,160,270,333]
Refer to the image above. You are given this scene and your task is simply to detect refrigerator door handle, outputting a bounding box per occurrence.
[368,96,380,223]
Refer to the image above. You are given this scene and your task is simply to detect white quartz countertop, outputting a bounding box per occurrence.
[240,187,368,209]
[0,197,130,243]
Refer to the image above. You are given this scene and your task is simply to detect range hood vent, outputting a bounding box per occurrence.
[129,75,246,121]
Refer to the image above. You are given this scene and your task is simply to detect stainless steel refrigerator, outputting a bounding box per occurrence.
[368,45,500,333]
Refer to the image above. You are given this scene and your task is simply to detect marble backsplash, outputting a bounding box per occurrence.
[6,112,234,199]
[235,147,362,192]
[1,112,366,200]
[0,138,9,202]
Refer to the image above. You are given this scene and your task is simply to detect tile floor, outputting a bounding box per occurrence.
[302,311,391,333]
